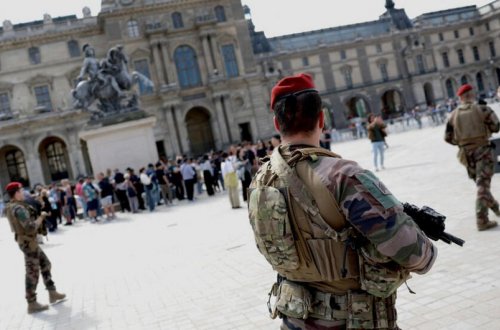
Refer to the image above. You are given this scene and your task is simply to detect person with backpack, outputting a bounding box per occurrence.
[247,73,437,329]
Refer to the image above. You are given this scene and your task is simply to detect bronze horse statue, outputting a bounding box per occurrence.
[72,45,153,114]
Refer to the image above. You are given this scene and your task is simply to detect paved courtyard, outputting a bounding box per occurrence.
[1,119,500,329]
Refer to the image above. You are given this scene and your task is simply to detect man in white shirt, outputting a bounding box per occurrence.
[221,152,241,209]
[139,167,155,211]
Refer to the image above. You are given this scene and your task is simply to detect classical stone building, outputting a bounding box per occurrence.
[1,0,500,188]
[0,0,275,187]
[253,0,500,128]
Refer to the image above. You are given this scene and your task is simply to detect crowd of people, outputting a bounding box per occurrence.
[10,135,289,241]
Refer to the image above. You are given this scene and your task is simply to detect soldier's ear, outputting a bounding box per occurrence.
[318,111,325,130]
[273,116,281,133]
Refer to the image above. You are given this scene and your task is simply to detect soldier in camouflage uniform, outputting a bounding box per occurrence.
[445,84,500,231]
[248,73,437,329]
[4,182,66,314]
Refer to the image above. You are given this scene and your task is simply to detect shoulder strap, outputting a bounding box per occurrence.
[270,147,351,241]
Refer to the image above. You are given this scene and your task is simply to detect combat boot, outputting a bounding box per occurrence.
[478,220,498,231]
[48,290,66,304]
[27,301,49,314]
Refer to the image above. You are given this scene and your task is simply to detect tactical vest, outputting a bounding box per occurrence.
[452,103,489,147]
[5,201,37,238]
[249,147,360,294]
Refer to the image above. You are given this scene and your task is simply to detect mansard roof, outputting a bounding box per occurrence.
[268,19,392,52]
[413,5,478,27]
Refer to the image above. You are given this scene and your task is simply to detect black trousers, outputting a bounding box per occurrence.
[184,179,195,201]
[115,189,130,212]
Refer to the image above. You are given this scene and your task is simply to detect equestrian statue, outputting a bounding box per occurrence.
[72,44,154,117]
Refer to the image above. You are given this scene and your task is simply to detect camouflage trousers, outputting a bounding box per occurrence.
[17,239,55,302]
[281,316,346,330]
[281,317,401,330]
[463,145,500,226]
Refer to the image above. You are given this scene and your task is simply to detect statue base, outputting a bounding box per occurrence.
[79,114,158,174]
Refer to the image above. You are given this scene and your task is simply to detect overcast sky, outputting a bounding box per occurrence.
[0,1,494,37]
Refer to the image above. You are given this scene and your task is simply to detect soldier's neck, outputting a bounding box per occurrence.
[281,134,320,147]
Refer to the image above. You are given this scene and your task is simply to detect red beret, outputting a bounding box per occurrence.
[5,182,22,193]
[457,84,473,97]
[270,73,317,111]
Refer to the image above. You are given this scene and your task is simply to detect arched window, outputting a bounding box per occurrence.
[174,45,202,88]
[28,47,41,65]
[127,20,140,38]
[172,12,184,29]
[67,40,80,58]
[445,79,455,99]
[461,76,468,85]
[215,6,226,22]
[5,149,29,186]
[45,141,69,181]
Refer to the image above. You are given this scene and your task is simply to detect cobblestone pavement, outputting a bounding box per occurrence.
[1,121,500,329]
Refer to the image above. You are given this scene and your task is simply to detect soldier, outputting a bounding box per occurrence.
[4,182,66,314]
[445,83,500,231]
[248,73,437,329]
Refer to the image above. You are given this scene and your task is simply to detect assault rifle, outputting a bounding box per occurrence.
[403,203,465,247]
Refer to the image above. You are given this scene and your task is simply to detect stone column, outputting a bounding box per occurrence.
[201,34,214,75]
[207,34,218,72]
[160,41,174,86]
[67,132,86,179]
[164,105,181,156]
[22,138,45,185]
[151,42,167,87]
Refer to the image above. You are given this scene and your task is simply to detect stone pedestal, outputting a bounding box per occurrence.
[79,116,158,174]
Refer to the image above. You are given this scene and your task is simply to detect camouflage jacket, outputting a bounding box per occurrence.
[5,201,39,237]
[282,145,437,274]
[445,102,500,146]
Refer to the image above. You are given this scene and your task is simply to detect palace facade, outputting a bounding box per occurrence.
[1,0,499,187]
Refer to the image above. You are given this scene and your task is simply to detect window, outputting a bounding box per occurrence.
[438,33,444,42]
[5,150,29,185]
[461,75,468,85]
[214,6,226,22]
[67,40,80,58]
[174,45,202,88]
[222,44,239,78]
[490,41,496,58]
[343,70,353,88]
[473,46,480,62]
[45,141,68,181]
[340,49,346,60]
[127,20,140,38]
[457,49,465,64]
[416,54,425,74]
[476,72,485,92]
[34,85,52,111]
[380,63,388,82]
[486,22,491,31]
[302,56,309,66]
[442,52,450,68]
[133,59,153,95]
[28,47,41,65]
[454,30,459,39]
[445,79,454,99]
[0,92,11,115]
[376,44,382,53]
[172,12,184,29]
[469,27,474,36]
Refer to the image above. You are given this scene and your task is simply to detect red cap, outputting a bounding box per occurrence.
[457,84,473,97]
[270,73,317,111]
[5,182,22,193]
